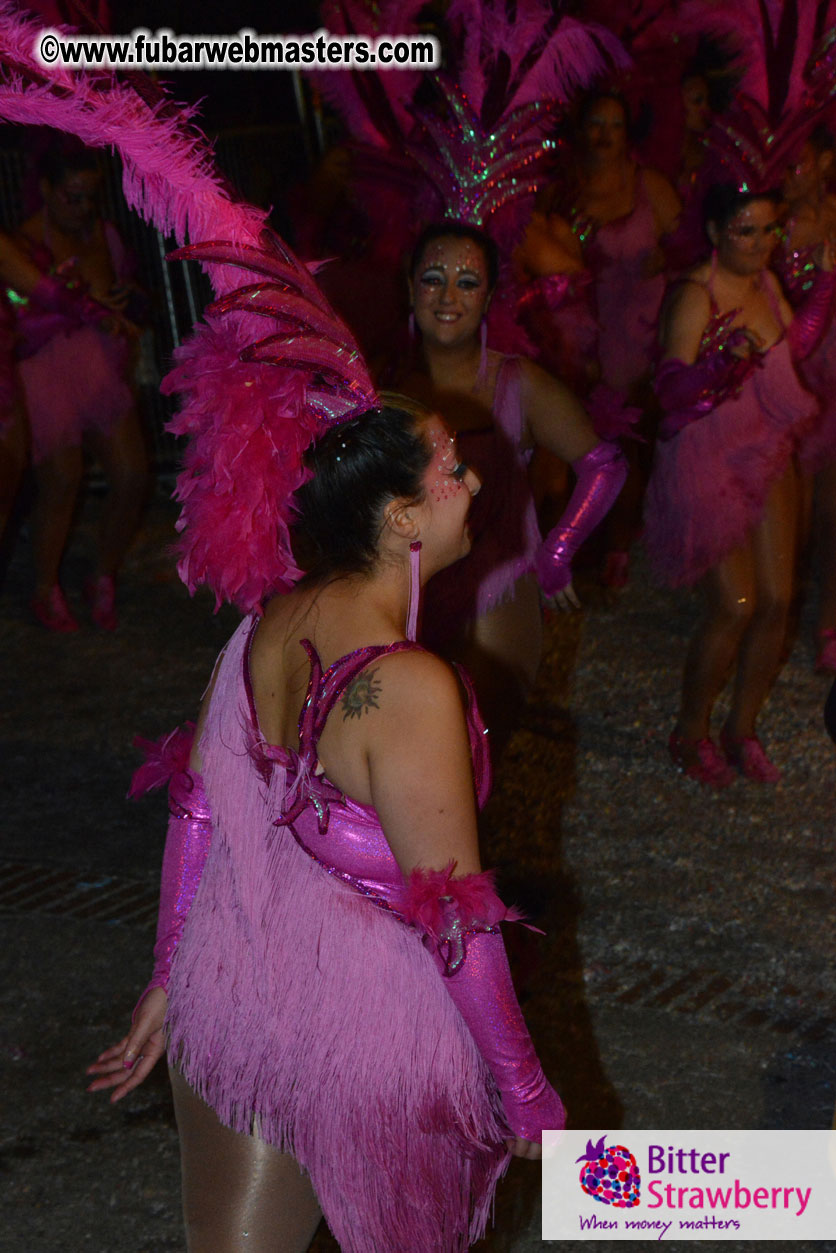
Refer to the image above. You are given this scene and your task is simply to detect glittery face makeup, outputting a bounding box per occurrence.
[721,202,782,267]
[427,423,469,504]
[411,236,490,345]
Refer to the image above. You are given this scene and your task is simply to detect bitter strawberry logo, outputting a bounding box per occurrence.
[577,1135,641,1207]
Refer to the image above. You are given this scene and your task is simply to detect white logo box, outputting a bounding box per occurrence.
[542,1130,836,1241]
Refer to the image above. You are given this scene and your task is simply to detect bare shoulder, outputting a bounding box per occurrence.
[642,166,677,196]
[350,647,464,716]
[666,275,711,319]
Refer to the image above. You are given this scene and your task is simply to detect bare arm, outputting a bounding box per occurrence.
[364,651,481,877]
[0,231,46,294]
[518,357,598,460]
[644,167,682,239]
[659,279,712,365]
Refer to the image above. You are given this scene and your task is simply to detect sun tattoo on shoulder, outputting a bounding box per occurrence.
[341,667,382,720]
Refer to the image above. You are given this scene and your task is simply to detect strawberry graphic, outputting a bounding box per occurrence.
[577,1135,641,1207]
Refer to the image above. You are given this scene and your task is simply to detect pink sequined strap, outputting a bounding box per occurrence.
[395,862,526,975]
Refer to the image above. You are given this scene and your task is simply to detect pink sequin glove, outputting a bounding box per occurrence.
[787,268,836,361]
[534,441,627,597]
[128,725,212,1014]
[134,770,212,1015]
[655,343,756,441]
[398,865,566,1143]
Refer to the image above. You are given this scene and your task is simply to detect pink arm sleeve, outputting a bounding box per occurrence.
[786,269,836,361]
[134,770,212,1013]
[399,865,565,1142]
[654,336,758,441]
[534,441,627,597]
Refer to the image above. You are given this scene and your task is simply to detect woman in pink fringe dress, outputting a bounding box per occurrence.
[88,398,565,1253]
[644,183,830,786]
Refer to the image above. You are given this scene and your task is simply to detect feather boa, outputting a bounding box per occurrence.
[128,722,195,799]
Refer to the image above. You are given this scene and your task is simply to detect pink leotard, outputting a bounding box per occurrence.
[776,243,836,475]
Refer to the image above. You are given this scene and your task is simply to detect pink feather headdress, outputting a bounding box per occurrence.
[0,2,378,612]
[679,0,836,193]
[314,0,629,234]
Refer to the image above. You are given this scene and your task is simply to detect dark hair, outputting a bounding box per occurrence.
[38,138,99,187]
[577,90,633,139]
[409,220,499,292]
[809,123,836,158]
[702,181,782,234]
[293,400,432,581]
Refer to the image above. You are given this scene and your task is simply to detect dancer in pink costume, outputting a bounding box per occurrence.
[519,91,681,587]
[644,183,831,786]
[396,221,626,754]
[14,140,147,632]
[0,7,573,1241]
[778,128,836,673]
[90,401,565,1253]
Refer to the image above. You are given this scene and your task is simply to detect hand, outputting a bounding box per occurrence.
[507,1136,543,1160]
[544,580,581,612]
[98,283,132,312]
[729,327,765,359]
[86,986,167,1103]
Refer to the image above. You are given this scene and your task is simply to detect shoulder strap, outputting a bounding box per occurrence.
[491,355,525,443]
[298,639,428,749]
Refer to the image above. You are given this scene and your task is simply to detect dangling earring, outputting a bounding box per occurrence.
[475,317,489,389]
[406,540,421,642]
[408,310,416,341]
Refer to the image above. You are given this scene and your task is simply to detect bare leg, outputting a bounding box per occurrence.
[814,461,836,637]
[677,549,756,743]
[169,1067,322,1253]
[87,406,148,577]
[32,443,83,594]
[441,574,543,761]
[726,466,797,739]
[0,400,28,546]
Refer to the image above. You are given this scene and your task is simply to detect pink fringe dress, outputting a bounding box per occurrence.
[585,169,666,395]
[644,287,817,587]
[776,243,836,476]
[422,355,541,645]
[164,616,511,1253]
[14,224,132,464]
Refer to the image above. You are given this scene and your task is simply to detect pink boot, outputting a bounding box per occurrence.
[84,574,118,631]
[31,585,79,633]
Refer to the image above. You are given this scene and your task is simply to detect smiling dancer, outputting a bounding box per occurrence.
[398,220,625,753]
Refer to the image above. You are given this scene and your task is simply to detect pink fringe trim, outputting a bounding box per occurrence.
[128,722,195,799]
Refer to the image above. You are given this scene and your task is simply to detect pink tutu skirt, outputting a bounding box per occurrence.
[644,339,816,586]
[18,325,132,463]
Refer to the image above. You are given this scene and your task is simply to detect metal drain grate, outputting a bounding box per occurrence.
[581,958,836,1044]
[0,861,158,927]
